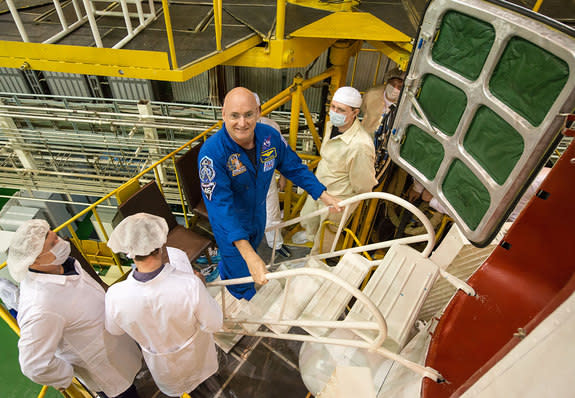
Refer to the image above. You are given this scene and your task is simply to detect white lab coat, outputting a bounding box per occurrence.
[17,260,142,396]
[166,246,194,273]
[105,263,223,397]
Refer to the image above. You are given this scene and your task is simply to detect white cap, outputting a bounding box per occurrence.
[253,92,261,106]
[107,213,169,258]
[332,86,362,108]
[7,219,50,282]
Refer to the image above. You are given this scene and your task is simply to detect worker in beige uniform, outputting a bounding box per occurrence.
[296,86,378,255]
[361,67,405,136]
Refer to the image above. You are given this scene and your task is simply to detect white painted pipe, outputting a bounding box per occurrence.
[81,0,104,47]
[5,0,30,42]
[52,0,69,30]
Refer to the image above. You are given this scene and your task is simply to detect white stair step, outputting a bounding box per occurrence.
[238,279,284,334]
[345,244,438,352]
[299,252,372,337]
[239,257,330,335]
[265,258,330,335]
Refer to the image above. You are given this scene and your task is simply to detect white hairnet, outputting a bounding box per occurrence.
[107,213,169,258]
[7,219,50,282]
[332,86,362,108]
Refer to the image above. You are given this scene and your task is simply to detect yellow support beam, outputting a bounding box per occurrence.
[288,0,358,13]
[0,34,262,81]
[225,37,335,69]
[213,0,223,51]
[284,75,304,218]
[276,0,287,40]
[532,0,544,12]
[0,40,171,78]
[366,40,413,71]
[290,12,412,43]
[180,35,262,80]
[161,0,178,68]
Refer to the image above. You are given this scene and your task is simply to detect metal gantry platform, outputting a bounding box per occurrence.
[0,0,421,80]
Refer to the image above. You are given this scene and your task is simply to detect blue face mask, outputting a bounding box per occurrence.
[329,110,347,127]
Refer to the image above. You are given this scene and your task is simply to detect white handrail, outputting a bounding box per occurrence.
[210,267,388,348]
[266,191,436,257]
[208,193,462,381]
[209,267,444,382]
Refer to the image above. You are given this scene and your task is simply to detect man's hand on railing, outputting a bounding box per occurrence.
[246,256,269,286]
[319,191,342,213]
[234,239,269,285]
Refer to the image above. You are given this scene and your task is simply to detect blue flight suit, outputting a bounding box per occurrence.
[199,122,326,300]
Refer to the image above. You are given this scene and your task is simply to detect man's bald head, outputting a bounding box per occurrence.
[222,87,260,149]
[223,87,259,112]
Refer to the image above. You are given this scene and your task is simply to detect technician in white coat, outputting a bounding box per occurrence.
[7,219,142,398]
[105,213,223,397]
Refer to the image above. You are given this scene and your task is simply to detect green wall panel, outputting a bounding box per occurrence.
[490,36,569,127]
[400,125,445,179]
[432,10,495,81]
[418,74,467,136]
[464,106,524,185]
[443,159,490,230]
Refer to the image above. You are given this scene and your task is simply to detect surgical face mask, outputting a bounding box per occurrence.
[385,84,401,102]
[46,239,71,266]
[329,110,347,127]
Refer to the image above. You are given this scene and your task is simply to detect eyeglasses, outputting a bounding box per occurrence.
[228,111,257,121]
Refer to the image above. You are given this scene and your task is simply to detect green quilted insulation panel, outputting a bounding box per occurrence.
[490,36,569,126]
[390,0,575,244]
[418,74,467,136]
[432,10,495,80]
[464,106,525,185]
[400,125,445,179]
[443,159,491,230]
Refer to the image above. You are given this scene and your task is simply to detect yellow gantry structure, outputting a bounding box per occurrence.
[0,0,415,82]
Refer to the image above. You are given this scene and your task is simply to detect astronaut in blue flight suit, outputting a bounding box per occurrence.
[199,87,341,300]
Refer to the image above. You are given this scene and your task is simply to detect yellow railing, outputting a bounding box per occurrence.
[318,219,373,261]
[162,0,178,68]
[0,67,345,275]
[0,68,353,395]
